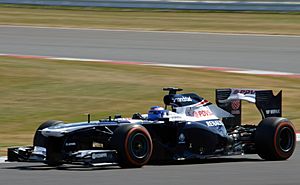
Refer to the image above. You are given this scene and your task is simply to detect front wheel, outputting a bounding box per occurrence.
[33,120,64,166]
[255,117,296,160]
[33,120,64,147]
[110,124,153,168]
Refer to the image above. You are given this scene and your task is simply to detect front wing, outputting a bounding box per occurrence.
[7,146,118,167]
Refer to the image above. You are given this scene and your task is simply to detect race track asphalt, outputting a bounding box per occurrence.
[1,26,300,185]
[0,144,299,185]
[0,26,300,73]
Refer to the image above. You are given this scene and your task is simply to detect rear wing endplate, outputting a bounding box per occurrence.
[216,88,282,128]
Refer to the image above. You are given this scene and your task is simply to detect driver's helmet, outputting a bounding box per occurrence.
[148,106,167,121]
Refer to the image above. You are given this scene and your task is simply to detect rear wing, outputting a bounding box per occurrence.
[216,88,282,128]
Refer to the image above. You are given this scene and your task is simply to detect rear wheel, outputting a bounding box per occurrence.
[255,117,296,160]
[111,124,153,168]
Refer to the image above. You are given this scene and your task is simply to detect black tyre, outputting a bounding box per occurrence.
[255,117,296,160]
[45,137,64,167]
[111,124,153,168]
[33,120,64,147]
[33,120,64,166]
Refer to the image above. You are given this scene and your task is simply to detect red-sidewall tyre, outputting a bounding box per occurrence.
[111,124,153,168]
[255,117,296,160]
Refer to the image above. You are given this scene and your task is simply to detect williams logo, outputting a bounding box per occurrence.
[178,133,186,144]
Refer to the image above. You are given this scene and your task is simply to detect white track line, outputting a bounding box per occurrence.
[226,70,295,76]
[151,63,300,77]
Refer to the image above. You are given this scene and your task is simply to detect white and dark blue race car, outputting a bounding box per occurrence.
[8,87,296,168]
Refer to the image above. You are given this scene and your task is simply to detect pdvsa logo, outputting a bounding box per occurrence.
[233,89,255,95]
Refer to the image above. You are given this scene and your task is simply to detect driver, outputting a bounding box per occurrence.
[148,106,168,121]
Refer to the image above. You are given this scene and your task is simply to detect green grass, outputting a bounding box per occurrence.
[0,56,299,155]
[0,5,300,35]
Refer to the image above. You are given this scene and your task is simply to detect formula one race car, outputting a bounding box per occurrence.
[7,87,296,168]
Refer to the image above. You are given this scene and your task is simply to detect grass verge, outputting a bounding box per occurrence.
[0,56,299,155]
[0,4,300,35]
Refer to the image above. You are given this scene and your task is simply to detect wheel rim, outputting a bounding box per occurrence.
[129,133,149,159]
[278,127,294,152]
